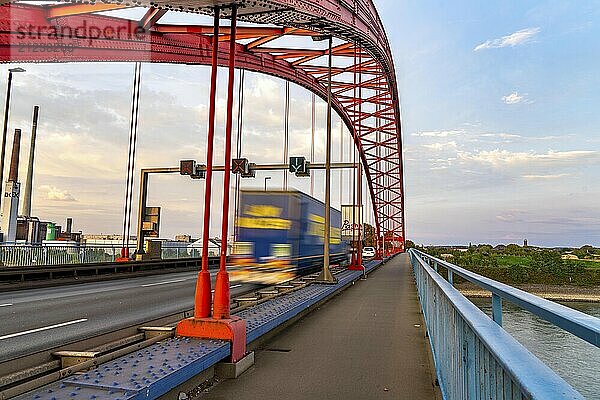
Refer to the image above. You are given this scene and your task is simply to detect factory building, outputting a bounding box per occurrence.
[0,106,82,245]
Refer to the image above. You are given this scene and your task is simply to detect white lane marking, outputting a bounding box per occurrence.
[0,303,12,307]
[0,318,88,341]
[210,284,243,294]
[141,278,187,287]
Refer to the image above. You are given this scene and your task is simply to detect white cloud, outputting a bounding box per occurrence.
[412,130,464,137]
[474,27,541,51]
[522,173,571,180]
[458,149,599,167]
[502,92,528,104]
[480,133,522,139]
[423,141,458,151]
[39,185,77,202]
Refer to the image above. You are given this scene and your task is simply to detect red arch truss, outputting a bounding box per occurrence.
[0,0,405,251]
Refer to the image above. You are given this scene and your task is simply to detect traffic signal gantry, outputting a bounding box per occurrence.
[134,157,361,364]
[179,157,354,179]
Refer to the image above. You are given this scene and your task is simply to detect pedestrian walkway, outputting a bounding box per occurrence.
[201,254,440,400]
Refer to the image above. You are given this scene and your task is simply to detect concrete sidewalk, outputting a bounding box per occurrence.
[199,254,439,400]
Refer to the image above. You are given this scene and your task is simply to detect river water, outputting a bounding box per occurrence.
[471,298,600,399]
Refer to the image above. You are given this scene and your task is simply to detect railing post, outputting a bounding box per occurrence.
[464,325,477,400]
[448,269,453,285]
[434,261,438,272]
[492,293,503,326]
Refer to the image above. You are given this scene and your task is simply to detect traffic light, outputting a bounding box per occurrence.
[180,160,205,179]
[232,158,255,178]
[191,164,206,179]
[180,160,196,176]
[242,163,256,178]
[289,156,310,177]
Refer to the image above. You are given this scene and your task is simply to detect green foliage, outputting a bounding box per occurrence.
[422,244,600,285]
[572,245,598,260]
[505,244,526,256]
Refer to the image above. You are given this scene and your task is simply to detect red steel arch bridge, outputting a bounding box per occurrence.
[0,0,405,252]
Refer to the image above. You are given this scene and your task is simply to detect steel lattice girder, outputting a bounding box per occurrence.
[0,0,405,249]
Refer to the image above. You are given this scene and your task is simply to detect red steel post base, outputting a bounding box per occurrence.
[116,247,130,262]
[195,270,212,318]
[176,316,247,362]
[212,270,230,319]
[349,252,357,268]
[348,263,364,271]
[348,250,363,270]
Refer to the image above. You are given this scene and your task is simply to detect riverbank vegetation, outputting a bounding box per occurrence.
[410,243,600,286]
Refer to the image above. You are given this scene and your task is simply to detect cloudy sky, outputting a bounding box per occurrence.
[387,0,600,247]
[2,0,599,247]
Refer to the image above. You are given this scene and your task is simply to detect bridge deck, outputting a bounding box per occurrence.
[201,254,439,400]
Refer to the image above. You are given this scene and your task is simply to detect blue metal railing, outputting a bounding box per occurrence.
[409,248,600,400]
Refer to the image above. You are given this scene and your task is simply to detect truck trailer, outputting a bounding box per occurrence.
[233,190,347,274]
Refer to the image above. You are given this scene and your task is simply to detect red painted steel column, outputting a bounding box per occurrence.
[349,160,364,270]
[349,44,358,268]
[357,44,363,267]
[357,161,363,267]
[194,7,220,319]
[213,5,237,319]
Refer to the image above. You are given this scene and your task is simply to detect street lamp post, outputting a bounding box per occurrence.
[313,34,336,284]
[264,176,271,191]
[0,67,25,202]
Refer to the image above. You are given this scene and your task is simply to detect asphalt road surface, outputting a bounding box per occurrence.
[0,271,260,362]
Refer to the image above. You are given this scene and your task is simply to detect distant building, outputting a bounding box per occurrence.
[175,234,192,242]
[14,216,82,244]
[83,234,136,246]
[16,216,47,244]
[51,218,82,243]
[524,239,528,247]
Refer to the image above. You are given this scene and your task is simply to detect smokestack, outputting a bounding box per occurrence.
[66,217,72,234]
[1,128,22,242]
[22,106,39,217]
[8,128,21,183]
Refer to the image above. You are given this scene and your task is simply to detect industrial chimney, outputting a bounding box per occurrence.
[22,106,39,217]
[8,128,20,182]
[1,129,22,242]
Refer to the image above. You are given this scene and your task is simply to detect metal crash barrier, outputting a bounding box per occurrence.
[409,249,600,400]
[0,244,206,267]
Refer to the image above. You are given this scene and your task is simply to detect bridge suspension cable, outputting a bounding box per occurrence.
[283,80,289,190]
[121,61,142,259]
[233,68,245,241]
